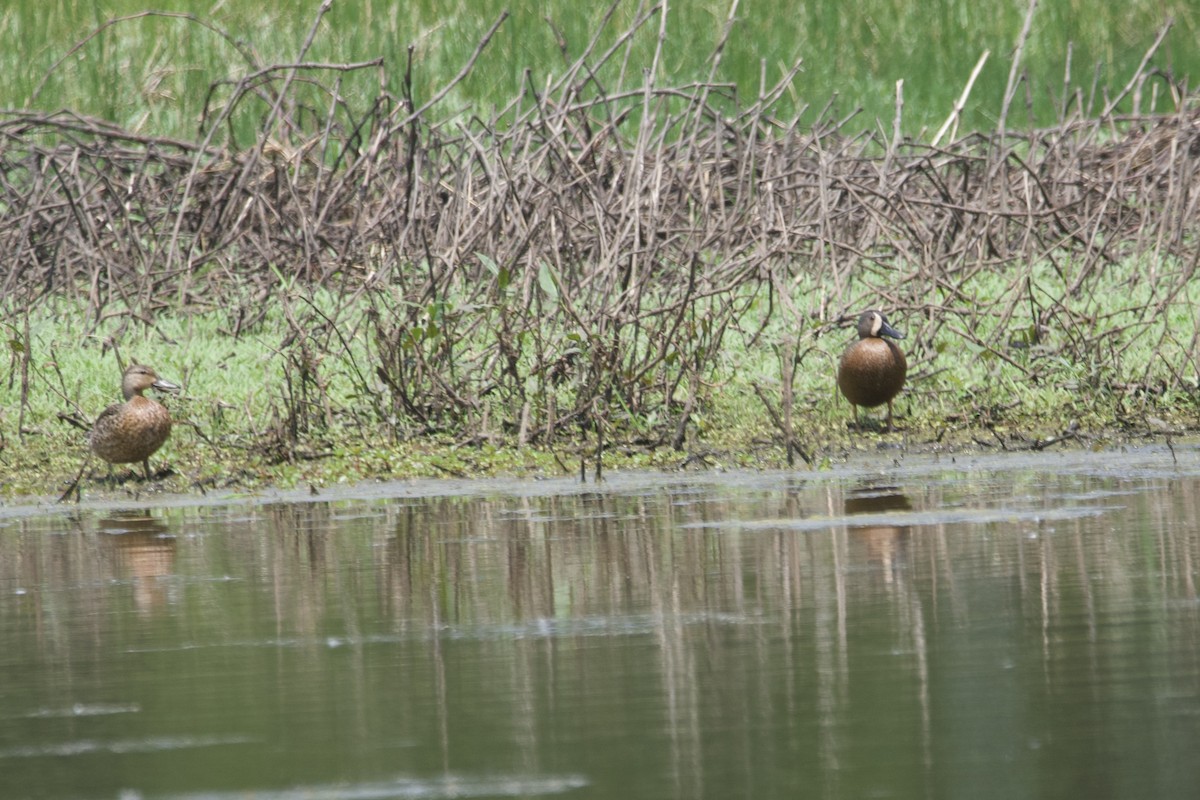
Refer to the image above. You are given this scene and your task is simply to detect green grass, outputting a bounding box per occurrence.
[0,1,1196,499]
[4,251,1198,500]
[0,0,1195,139]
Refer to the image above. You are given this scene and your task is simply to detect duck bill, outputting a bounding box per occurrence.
[152,378,181,394]
[879,321,905,340]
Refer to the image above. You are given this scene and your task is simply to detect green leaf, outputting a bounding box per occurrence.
[537,262,559,301]
[477,253,499,276]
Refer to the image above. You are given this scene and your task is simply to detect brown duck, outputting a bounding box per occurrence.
[90,364,180,480]
[837,310,907,431]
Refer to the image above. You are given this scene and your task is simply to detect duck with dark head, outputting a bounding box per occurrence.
[837,310,907,431]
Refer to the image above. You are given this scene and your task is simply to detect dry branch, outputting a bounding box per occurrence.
[1,12,1198,450]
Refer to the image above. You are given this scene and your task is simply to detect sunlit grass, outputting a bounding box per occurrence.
[0,0,1193,140]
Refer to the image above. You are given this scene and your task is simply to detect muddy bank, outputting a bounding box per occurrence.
[10,440,1199,522]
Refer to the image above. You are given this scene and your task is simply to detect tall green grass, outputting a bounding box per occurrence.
[0,0,1194,139]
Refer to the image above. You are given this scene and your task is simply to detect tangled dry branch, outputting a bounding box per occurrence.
[1,10,1197,451]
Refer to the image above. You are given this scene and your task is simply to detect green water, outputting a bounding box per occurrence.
[1,447,1199,799]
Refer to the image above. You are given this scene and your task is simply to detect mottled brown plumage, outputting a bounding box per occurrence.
[90,365,179,480]
[837,310,907,431]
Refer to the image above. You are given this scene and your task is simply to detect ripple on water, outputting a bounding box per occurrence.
[121,610,761,655]
[0,735,253,759]
[154,773,589,799]
[16,703,141,719]
[684,503,1121,532]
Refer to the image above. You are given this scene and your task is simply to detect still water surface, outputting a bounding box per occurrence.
[2,446,1200,799]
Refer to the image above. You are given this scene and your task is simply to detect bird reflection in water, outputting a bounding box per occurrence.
[844,483,913,581]
[99,511,176,614]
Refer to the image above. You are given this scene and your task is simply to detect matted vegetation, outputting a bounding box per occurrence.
[1,5,1198,496]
